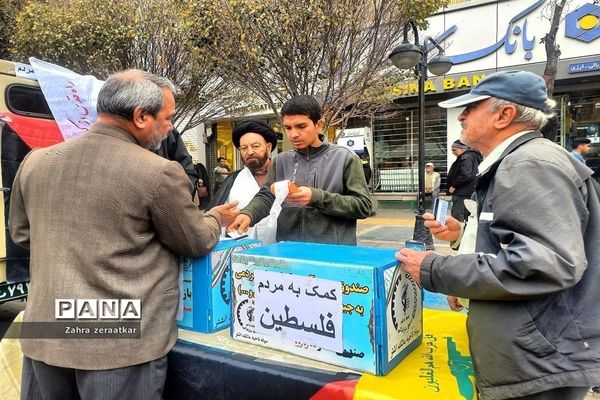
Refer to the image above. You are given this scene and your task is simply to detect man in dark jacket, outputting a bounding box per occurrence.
[446,139,482,221]
[153,128,199,190]
[397,71,600,400]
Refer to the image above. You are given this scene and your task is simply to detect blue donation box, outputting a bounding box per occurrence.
[231,242,422,375]
[178,238,261,333]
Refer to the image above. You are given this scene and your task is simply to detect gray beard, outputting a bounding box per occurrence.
[147,124,166,150]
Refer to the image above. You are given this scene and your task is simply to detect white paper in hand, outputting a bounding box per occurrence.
[433,198,449,225]
[267,180,290,228]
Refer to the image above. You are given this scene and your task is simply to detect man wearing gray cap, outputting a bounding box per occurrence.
[397,71,600,400]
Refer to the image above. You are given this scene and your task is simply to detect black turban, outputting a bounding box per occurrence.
[232,120,278,152]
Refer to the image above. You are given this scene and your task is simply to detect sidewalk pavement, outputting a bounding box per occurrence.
[357,206,453,256]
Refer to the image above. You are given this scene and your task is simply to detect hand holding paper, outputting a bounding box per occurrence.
[433,198,449,225]
[423,212,462,242]
[269,180,311,206]
[270,180,299,195]
[284,186,312,206]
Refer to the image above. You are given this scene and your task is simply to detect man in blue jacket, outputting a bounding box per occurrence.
[570,136,591,164]
[397,71,600,400]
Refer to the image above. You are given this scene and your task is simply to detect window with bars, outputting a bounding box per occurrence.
[372,105,448,192]
[567,91,600,179]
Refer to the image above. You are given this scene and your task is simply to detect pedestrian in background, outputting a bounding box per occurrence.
[213,156,231,192]
[360,147,372,185]
[9,70,239,400]
[446,139,481,221]
[194,162,211,210]
[424,162,440,205]
[570,136,591,164]
[397,70,600,400]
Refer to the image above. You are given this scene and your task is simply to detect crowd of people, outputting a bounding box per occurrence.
[7,68,599,400]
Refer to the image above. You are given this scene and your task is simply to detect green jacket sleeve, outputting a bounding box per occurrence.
[310,155,373,219]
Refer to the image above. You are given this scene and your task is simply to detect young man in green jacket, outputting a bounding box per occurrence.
[228,95,372,245]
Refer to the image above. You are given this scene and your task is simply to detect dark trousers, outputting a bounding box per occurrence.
[451,194,470,222]
[506,386,589,400]
[21,355,167,400]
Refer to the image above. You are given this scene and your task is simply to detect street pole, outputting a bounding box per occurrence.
[388,20,452,250]
[412,61,434,249]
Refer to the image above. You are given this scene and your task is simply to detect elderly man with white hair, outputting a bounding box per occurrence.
[424,162,441,205]
[397,71,600,400]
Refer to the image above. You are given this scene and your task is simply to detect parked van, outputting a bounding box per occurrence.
[0,59,61,304]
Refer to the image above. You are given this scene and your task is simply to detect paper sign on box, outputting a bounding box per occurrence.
[231,241,422,375]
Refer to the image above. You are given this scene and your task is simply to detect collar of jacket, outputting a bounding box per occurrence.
[473,131,542,218]
[88,122,139,145]
[458,148,478,159]
[484,131,543,175]
[477,131,542,183]
[293,133,330,159]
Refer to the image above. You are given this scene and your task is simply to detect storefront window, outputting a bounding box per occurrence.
[372,105,448,192]
[215,121,235,170]
[566,91,600,178]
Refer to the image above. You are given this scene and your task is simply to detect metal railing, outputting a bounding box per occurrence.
[373,168,419,192]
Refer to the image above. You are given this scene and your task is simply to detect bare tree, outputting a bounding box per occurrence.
[124,0,239,131]
[539,0,569,140]
[541,0,569,96]
[10,0,238,132]
[191,0,442,128]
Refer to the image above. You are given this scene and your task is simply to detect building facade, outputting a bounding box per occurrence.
[195,0,600,195]
[373,0,600,194]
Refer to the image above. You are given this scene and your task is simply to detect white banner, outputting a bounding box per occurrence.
[29,57,104,141]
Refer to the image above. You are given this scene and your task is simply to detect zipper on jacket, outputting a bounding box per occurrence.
[300,207,305,241]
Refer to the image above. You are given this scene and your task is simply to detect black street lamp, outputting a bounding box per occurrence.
[388,19,452,249]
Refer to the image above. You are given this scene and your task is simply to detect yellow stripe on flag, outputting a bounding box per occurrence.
[355,309,476,400]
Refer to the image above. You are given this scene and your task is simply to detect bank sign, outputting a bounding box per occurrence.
[394,0,600,96]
